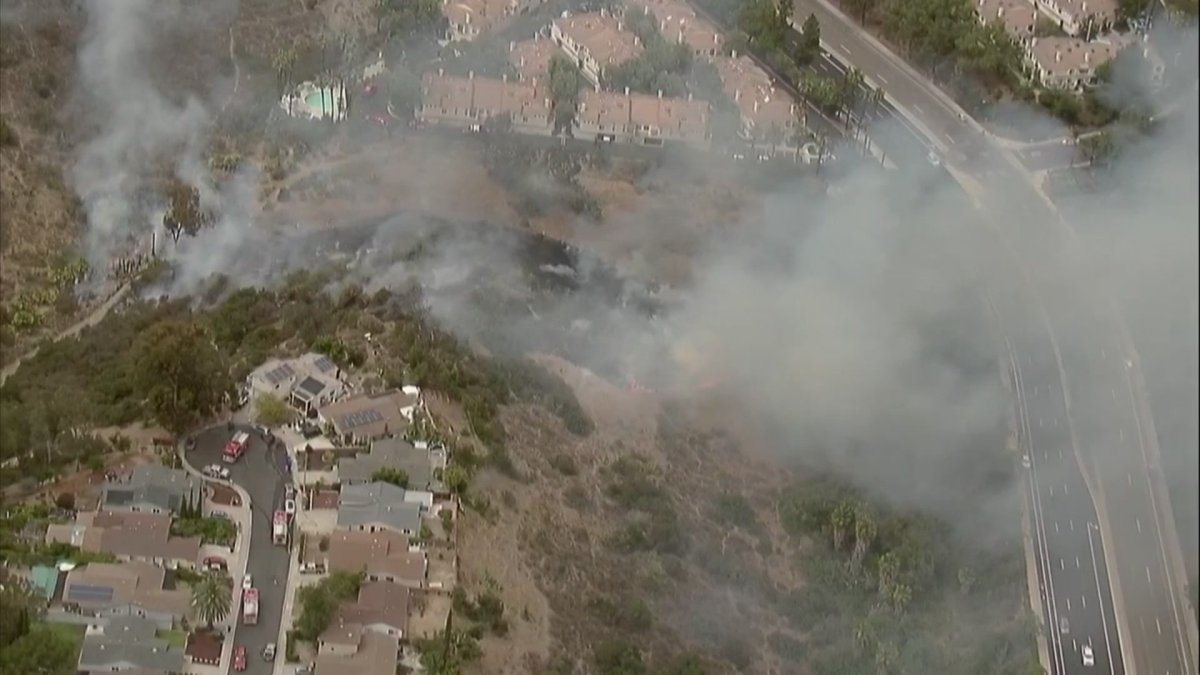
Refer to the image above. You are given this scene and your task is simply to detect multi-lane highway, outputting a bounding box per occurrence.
[781,1,1199,673]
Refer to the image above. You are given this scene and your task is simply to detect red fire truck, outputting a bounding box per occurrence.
[272,510,289,546]
[242,588,259,625]
[223,431,250,464]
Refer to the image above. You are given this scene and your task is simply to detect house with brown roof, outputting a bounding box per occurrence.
[184,630,223,666]
[1025,35,1129,89]
[576,87,711,148]
[551,11,643,86]
[509,36,558,81]
[314,626,401,675]
[1031,0,1117,37]
[327,580,411,641]
[975,0,1039,43]
[418,71,553,135]
[46,512,201,570]
[324,529,428,589]
[317,388,422,445]
[627,0,723,58]
[59,561,190,629]
[444,0,545,41]
[713,54,800,145]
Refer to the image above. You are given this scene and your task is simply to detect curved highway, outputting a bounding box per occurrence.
[783,1,1199,673]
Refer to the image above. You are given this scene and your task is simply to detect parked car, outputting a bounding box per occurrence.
[202,556,227,572]
[284,485,296,501]
[217,467,231,480]
[212,511,231,521]
[242,574,253,590]
[299,562,325,575]
[233,646,247,672]
[284,498,296,515]
[263,643,277,661]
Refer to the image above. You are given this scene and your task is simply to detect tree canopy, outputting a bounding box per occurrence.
[133,319,232,436]
[190,571,232,629]
[549,55,583,136]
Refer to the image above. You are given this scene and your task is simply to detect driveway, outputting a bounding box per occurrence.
[189,425,294,675]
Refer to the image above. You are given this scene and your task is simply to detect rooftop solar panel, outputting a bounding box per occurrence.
[313,356,337,373]
[296,376,325,399]
[339,408,384,430]
[265,364,296,385]
[68,584,115,604]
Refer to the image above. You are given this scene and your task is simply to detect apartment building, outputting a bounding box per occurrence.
[627,0,723,57]
[713,54,800,145]
[576,87,712,148]
[1031,0,1117,37]
[418,71,552,135]
[509,36,558,81]
[1025,35,1128,89]
[550,11,643,86]
[976,0,1039,43]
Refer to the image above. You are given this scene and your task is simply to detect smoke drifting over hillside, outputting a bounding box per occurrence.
[63,0,1197,558]
[69,0,227,268]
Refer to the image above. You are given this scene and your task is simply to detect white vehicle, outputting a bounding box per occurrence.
[203,464,220,477]
[1021,455,1031,469]
[1081,644,1094,667]
[284,498,297,515]
[242,574,253,590]
[1059,616,1069,635]
[927,151,942,166]
[263,643,277,661]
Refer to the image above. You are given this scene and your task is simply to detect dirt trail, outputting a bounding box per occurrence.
[0,283,131,385]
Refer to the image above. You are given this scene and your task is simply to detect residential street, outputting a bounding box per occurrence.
[189,425,294,675]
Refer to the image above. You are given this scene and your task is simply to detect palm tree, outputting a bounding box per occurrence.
[272,43,300,94]
[191,571,232,630]
[850,505,875,571]
[888,582,913,614]
[830,501,855,552]
[876,550,899,600]
[874,640,899,675]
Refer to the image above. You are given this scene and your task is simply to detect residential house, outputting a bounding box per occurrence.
[444,0,522,41]
[1026,35,1128,89]
[337,438,448,497]
[77,616,185,674]
[325,529,428,588]
[576,87,711,148]
[713,54,800,145]
[47,512,202,570]
[418,71,552,134]
[1031,0,1117,37]
[325,581,411,641]
[509,36,558,80]
[628,0,723,57]
[247,352,348,414]
[101,465,203,516]
[337,482,425,538]
[550,11,643,86]
[976,0,1039,43]
[314,628,400,675]
[317,388,423,445]
[60,562,190,629]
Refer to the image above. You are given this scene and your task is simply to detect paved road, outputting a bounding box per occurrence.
[1016,140,1081,172]
[781,1,1199,673]
[190,425,293,675]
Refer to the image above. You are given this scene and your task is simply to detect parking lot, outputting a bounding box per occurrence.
[188,425,294,675]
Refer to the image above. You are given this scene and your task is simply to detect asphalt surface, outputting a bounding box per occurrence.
[776,2,1198,673]
[1016,140,1082,172]
[190,425,293,675]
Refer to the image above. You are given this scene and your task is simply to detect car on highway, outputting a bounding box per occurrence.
[263,643,277,661]
[1022,455,1031,469]
[1082,644,1095,667]
[233,645,247,672]
[927,151,942,166]
[242,574,253,590]
[1059,616,1069,635]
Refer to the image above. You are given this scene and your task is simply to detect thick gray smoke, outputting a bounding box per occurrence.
[69,0,220,268]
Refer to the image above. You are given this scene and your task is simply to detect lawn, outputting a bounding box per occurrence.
[47,622,87,655]
[157,628,188,648]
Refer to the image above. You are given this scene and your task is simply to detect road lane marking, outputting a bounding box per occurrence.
[1128,472,1133,487]
[1069,520,1074,531]
[1049,485,1054,496]
[1081,594,1086,608]
[1111,387,1117,401]
[839,43,852,55]
[1136,518,1142,533]
[1058,448,1063,458]
[1101,348,1106,358]
[1039,417,1044,428]
[1055,521,1060,533]
[1075,556,1080,568]
[1157,617,1163,635]
[1063,484,1068,496]
[1119,427,1124,441]
[912,104,925,115]
[1052,417,1059,428]
[876,74,888,85]
[1061,558,1065,570]
[1147,566,1153,584]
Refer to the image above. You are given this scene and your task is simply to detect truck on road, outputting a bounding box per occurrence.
[242,588,258,625]
[223,431,251,464]
[272,510,289,546]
